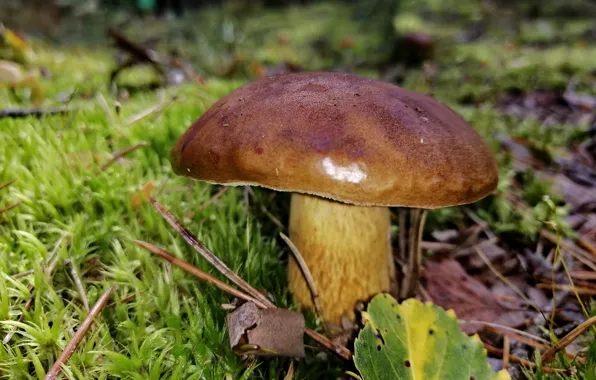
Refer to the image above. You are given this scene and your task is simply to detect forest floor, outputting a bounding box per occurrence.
[1,2,596,379]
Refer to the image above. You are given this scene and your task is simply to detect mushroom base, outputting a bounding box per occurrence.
[288,193,394,324]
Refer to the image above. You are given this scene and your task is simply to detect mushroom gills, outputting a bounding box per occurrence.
[287,193,395,323]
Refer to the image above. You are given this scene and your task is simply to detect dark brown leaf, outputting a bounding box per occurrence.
[423,259,527,334]
[226,302,305,357]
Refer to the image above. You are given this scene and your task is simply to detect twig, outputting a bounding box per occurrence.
[463,207,496,240]
[95,92,114,125]
[146,200,352,360]
[245,187,285,229]
[0,179,16,191]
[65,259,90,313]
[11,269,34,279]
[283,360,295,380]
[44,286,116,380]
[475,246,543,316]
[541,229,596,271]
[150,198,273,307]
[0,107,71,119]
[280,233,326,323]
[99,143,148,172]
[502,336,510,370]
[197,187,230,212]
[571,271,596,281]
[537,283,596,296]
[461,320,550,344]
[541,315,596,362]
[419,241,457,253]
[137,240,352,360]
[125,91,174,126]
[133,240,263,306]
[484,343,571,375]
[0,200,23,214]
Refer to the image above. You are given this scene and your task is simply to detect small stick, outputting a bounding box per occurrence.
[577,237,596,257]
[11,269,34,279]
[136,225,352,360]
[475,247,542,315]
[502,336,510,370]
[0,107,71,119]
[245,187,285,229]
[64,259,90,313]
[541,230,596,270]
[0,200,23,214]
[197,187,230,212]
[125,91,168,126]
[280,233,326,323]
[484,343,570,375]
[537,283,596,296]
[44,286,115,380]
[0,179,16,191]
[261,205,285,230]
[283,360,295,380]
[150,198,274,308]
[462,321,550,344]
[570,271,596,281]
[99,143,148,172]
[541,315,596,362]
[133,240,264,306]
[463,207,496,240]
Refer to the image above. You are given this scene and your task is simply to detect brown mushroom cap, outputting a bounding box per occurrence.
[171,72,498,208]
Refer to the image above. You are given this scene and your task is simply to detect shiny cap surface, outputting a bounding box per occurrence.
[171,72,498,208]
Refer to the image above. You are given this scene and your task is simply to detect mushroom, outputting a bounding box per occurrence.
[171,72,498,324]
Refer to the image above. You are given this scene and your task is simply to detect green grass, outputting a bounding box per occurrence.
[1,1,596,379]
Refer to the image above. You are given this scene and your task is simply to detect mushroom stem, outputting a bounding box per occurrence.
[397,208,427,299]
[288,193,394,323]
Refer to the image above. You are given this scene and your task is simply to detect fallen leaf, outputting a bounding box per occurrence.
[423,259,527,334]
[226,302,305,357]
[131,181,155,209]
[353,294,510,380]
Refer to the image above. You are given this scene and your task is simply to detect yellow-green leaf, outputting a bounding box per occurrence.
[354,294,510,380]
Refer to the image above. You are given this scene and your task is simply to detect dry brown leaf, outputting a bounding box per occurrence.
[131,181,155,209]
[423,259,528,334]
[226,302,305,357]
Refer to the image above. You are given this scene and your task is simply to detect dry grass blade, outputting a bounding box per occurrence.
[0,179,16,191]
[541,229,596,270]
[197,187,230,212]
[44,286,115,380]
[11,269,34,279]
[150,198,274,308]
[541,315,596,362]
[484,343,571,374]
[284,360,295,380]
[502,336,510,370]
[133,240,263,306]
[99,143,148,172]
[475,246,542,315]
[537,283,596,296]
[139,205,353,360]
[280,232,326,323]
[125,91,170,125]
[571,271,596,281]
[0,200,23,214]
[65,259,90,313]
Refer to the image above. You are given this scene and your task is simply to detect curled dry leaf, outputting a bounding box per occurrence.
[226,301,305,357]
[131,181,155,209]
[423,259,528,334]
